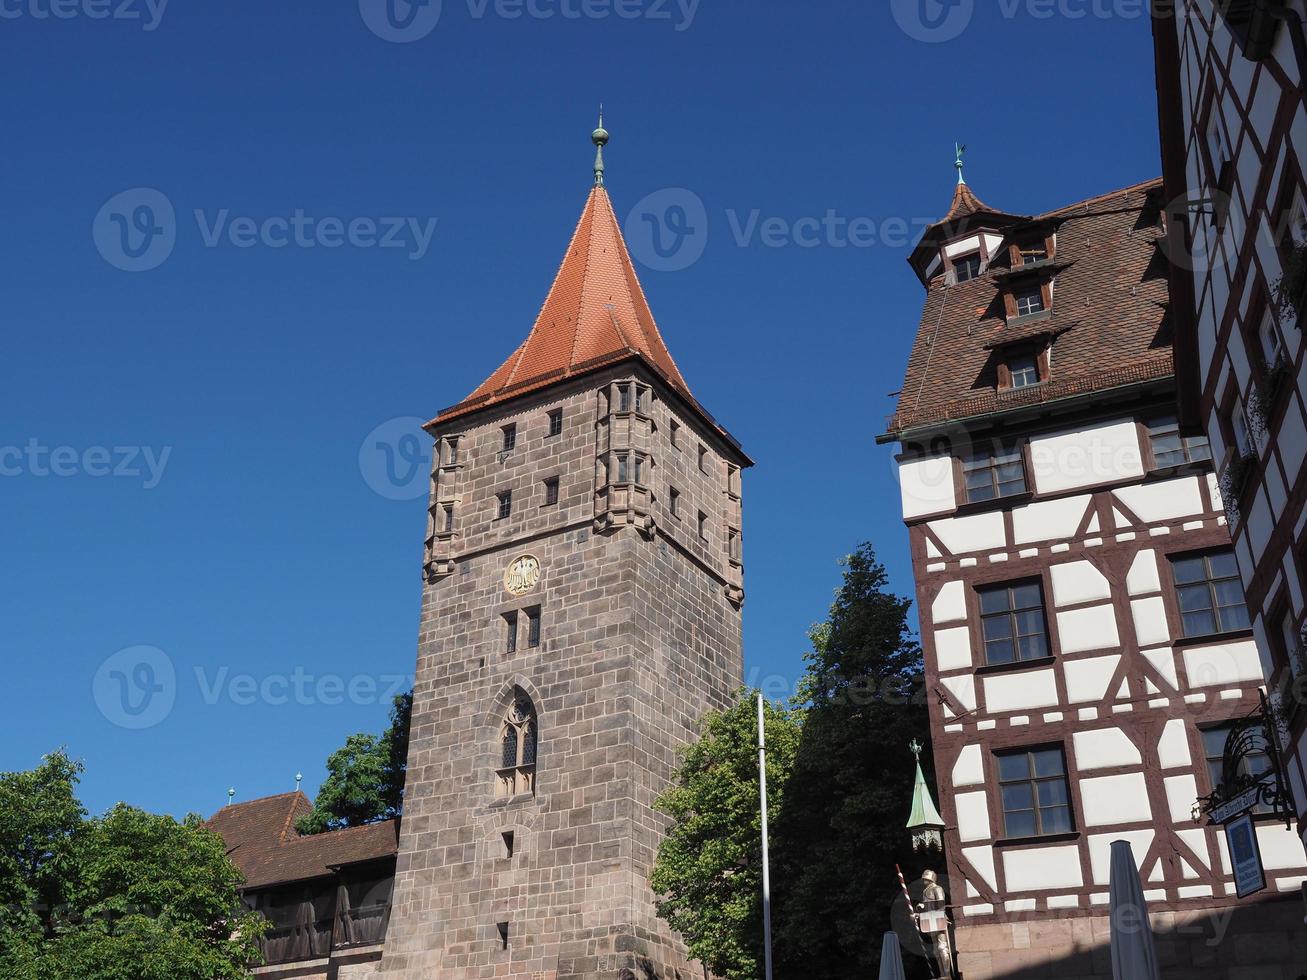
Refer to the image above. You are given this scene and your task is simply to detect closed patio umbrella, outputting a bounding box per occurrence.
[878,932,906,980]
[1109,839,1161,980]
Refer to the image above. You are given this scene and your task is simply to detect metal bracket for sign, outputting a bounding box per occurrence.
[1197,691,1298,830]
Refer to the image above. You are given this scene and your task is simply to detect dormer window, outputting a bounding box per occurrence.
[953,253,982,283]
[1007,353,1041,389]
[1017,240,1049,266]
[1014,285,1046,318]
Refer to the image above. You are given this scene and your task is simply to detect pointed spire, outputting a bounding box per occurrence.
[592,107,609,187]
[955,142,967,186]
[907,740,945,852]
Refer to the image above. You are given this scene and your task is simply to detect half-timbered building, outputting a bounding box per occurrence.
[1153,0,1307,863]
[879,172,1307,978]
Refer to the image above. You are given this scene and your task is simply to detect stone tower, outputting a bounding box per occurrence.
[380,124,750,980]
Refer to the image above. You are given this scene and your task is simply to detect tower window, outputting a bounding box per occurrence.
[547,409,563,438]
[497,491,513,520]
[728,529,741,562]
[1007,353,1041,389]
[697,511,708,540]
[698,445,708,473]
[669,487,681,518]
[618,384,632,413]
[997,747,1073,838]
[616,454,630,484]
[953,253,982,282]
[962,444,1027,502]
[443,505,455,533]
[526,607,541,649]
[504,612,518,655]
[670,421,680,449]
[979,581,1050,666]
[635,387,646,413]
[446,437,460,465]
[544,477,560,507]
[634,455,644,485]
[501,831,515,859]
[497,691,537,798]
[1014,286,1045,317]
[502,424,517,452]
[1171,550,1250,637]
[497,922,510,950]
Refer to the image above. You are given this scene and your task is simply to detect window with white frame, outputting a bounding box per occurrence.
[1258,309,1286,371]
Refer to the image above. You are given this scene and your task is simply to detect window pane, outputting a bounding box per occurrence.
[502,732,518,768]
[1177,584,1214,613]
[1040,806,1073,835]
[1005,811,1037,838]
[1213,579,1245,607]
[1217,603,1251,632]
[1172,556,1207,583]
[1185,437,1213,462]
[982,615,1013,641]
[1002,784,1034,811]
[1203,727,1229,758]
[1033,750,1065,777]
[1037,780,1069,806]
[1018,634,1049,661]
[1183,610,1218,636]
[979,587,1010,614]
[1208,551,1239,578]
[985,639,1016,665]
[1012,583,1043,609]
[998,754,1031,782]
[1015,608,1045,636]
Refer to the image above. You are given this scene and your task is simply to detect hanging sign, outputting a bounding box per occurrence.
[1226,813,1267,899]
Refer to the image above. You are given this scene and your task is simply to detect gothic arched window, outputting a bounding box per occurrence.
[497,693,537,798]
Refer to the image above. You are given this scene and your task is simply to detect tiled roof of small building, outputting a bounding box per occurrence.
[206,792,398,890]
[435,185,693,424]
[886,177,1172,437]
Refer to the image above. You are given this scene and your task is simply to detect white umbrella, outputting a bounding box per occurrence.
[878,931,906,980]
[1109,839,1161,980]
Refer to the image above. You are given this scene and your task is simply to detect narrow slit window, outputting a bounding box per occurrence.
[527,607,541,649]
[618,384,632,413]
[497,491,512,520]
[544,477,560,507]
[504,612,518,655]
[443,505,455,532]
[669,487,680,518]
[502,424,517,452]
[547,409,563,438]
[497,922,509,951]
[501,831,515,858]
[697,511,708,540]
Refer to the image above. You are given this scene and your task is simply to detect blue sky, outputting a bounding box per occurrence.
[1,0,1166,818]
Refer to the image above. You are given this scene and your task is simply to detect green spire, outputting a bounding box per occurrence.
[955,142,967,186]
[592,107,609,187]
[907,741,945,852]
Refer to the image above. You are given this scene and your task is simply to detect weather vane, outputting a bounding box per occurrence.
[910,738,923,760]
[954,143,967,185]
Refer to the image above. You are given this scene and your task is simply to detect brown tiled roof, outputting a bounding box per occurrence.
[206,793,398,891]
[887,178,1172,436]
[944,182,996,221]
[435,185,693,424]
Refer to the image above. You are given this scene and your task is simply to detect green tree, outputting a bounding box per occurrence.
[296,689,412,835]
[0,751,265,980]
[651,690,801,980]
[774,544,930,978]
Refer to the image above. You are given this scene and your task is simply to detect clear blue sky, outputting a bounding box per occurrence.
[2,0,1165,818]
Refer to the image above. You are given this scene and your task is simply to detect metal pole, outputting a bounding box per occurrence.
[758,693,774,980]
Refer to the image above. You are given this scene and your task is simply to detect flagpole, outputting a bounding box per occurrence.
[758,693,774,980]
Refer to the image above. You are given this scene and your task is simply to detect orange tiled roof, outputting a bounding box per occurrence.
[206,792,398,891]
[435,186,693,425]
[944,182,995,221]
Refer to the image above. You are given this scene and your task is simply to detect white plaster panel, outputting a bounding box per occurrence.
[931,580,966,624]
[1247,490,1275,559]
[1011,495,1091,545]
[1163,774,1199,825]
[1126,550,1161,596]
[1256,825,1307,871]
[1072,728,1142,771]
[940,675,976,713]
[933,627,972,672]
[952,744,984,788]
[1028,421,1144,494]
[1182,640,1266,688]
[1206,472,1223,513]
[1177,828,1210,870]
[1143,649,1179,691]
[1278,398,1307,484]
[961,844,997,891]
[982,668,1060,713]
[1050,560,1112,607]
[1079,773,1152,826]
[1158,718,1192,769]
[1002,846,1084,892]
[1056,604,1119,654]
[944,235,982,258]
[1113,477,1205,524]
[955,791,991,843]
[1089,830,1154,885]
[899,455,957,520]
[929,511,1006,555]
[1062,656,1121,703]
[1131,597,1172,647]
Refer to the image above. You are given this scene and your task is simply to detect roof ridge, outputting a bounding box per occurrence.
[1036,176,1163,220]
